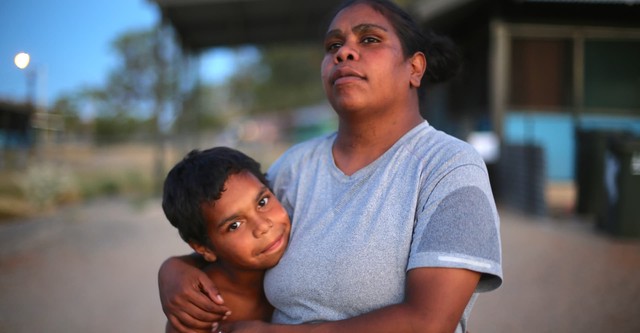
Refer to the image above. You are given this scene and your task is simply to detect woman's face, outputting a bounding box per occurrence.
[321,3,417,115]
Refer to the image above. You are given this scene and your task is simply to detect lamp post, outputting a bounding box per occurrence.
[14,52,42,155]
[14,52,36,106]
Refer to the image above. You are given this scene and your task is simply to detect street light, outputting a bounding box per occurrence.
[13,51,42,151]
[14,52,30,69]
[14,52,36,106]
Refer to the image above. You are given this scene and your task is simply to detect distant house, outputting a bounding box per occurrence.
[0,100,33,149]
[414,0,640,182]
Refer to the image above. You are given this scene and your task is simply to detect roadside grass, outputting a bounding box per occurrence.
[0,143,164,222]
[0,138,290,222]
[0,171,31,220]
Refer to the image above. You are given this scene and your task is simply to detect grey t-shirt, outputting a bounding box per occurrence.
[264,121,502,332]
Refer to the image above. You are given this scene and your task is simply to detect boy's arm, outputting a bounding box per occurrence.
[158,253,231,333]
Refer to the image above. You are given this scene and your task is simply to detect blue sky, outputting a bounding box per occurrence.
[0,0,238,108]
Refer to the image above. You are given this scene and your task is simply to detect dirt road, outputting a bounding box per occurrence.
[0,198,189,332]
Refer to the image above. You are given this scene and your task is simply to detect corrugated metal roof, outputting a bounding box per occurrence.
[153,0,640,51]
[151,0,343,51]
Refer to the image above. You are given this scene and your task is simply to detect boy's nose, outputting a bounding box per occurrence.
[253,217,273,237]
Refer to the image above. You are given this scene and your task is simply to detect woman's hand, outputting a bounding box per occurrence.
[158,255,231,333]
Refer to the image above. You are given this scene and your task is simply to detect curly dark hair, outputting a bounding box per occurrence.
[162,146,269,247]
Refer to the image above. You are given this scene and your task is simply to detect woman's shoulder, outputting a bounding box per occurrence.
[268,133,335,177]
[275,133,335,164]
[410,123,484,165]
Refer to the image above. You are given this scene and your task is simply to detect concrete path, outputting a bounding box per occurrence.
[1,199,639,332]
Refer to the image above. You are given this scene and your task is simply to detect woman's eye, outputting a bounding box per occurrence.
[362,36,379,44]
[325,42,342,52]
[229,221,241,231]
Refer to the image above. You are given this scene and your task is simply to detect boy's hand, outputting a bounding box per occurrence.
[159,256,231,333]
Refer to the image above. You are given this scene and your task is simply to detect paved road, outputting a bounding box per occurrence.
[1,199,639,332]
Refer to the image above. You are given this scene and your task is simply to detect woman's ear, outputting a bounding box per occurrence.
[409,51,427,88]
[189,241,218,263]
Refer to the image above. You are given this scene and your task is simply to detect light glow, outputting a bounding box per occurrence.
[14,52,31,69]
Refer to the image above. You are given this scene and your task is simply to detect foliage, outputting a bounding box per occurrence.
[82,27,179,144]
[50,94,82,132]
[18,163,79,209]
[93,114,153,145]
[172,82,226,134]
[104,28,177,117]
[0,144,160,220]
[228,44,326,113]
[49,90,99,140]
[75,168,153,200]
[49,29,328,141]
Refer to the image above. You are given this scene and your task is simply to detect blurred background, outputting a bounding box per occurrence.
[1,0,639,332]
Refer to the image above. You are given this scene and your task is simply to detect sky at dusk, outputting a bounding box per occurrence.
[0,0,237,108]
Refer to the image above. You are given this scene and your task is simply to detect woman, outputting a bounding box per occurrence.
[159,1,502,332]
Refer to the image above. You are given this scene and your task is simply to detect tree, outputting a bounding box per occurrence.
[50,92,93,142]
[94,26,180,191]
[228,43,325,114]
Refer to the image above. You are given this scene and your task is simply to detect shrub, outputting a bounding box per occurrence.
[18,163,79,209]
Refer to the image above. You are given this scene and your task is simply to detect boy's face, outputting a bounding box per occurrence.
[199,171,291,270]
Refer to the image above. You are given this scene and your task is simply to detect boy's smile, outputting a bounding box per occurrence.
[200,171,291,270]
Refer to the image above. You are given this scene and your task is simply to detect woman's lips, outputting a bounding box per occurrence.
[331,67,365,85]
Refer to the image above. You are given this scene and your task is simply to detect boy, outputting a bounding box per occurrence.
[162,146,291,332]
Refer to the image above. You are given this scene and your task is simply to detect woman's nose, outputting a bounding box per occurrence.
[334,43,359,63]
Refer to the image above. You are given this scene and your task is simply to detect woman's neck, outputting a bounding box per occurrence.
[333,106,423,175]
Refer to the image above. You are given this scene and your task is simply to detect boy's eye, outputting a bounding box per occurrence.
[229,221,242,231]
[258,196,270,208]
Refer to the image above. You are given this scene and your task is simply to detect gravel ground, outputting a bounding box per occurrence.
[1,199,639,333]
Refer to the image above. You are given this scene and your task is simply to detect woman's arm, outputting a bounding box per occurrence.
[225,267,480,333]
[158,253,231,333]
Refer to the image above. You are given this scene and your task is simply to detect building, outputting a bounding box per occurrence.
[152,0,640,214]
[415,0,640,181]
[0,100,33,148]
[0,100,34,168]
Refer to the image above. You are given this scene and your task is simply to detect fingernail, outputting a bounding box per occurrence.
[216,294,224,302]
[222,310,232,320]
[211,322,218,330]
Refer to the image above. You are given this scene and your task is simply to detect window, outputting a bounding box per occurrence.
[584,40,640,113]
[509,38,573,110]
